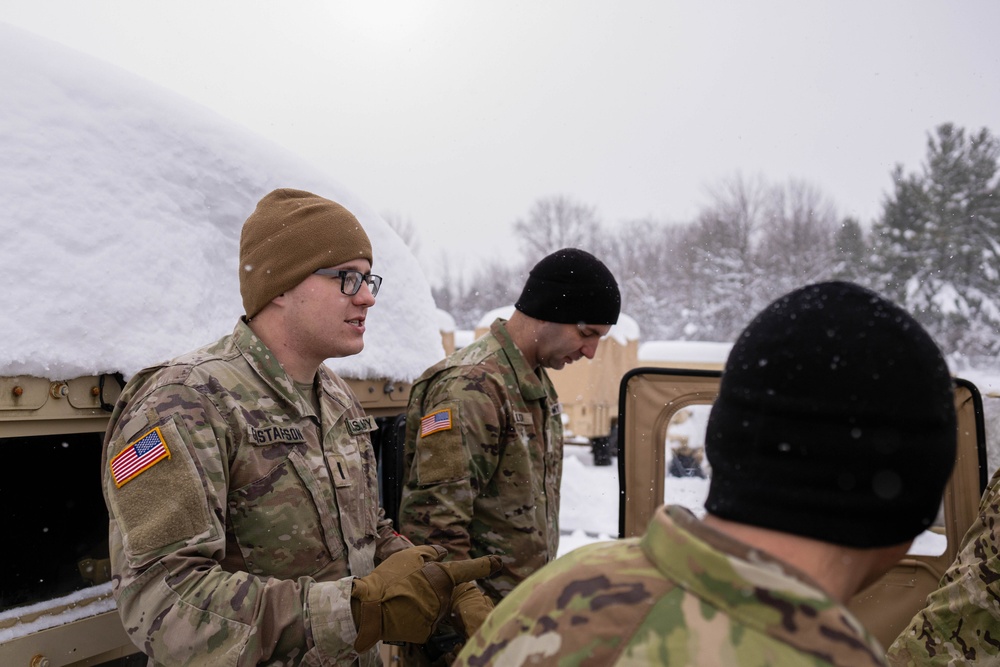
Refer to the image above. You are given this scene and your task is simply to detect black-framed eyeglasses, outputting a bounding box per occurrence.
[314,269,382,297]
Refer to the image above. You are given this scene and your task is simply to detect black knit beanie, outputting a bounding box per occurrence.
[514,248,620,325]
[704,281,956,548]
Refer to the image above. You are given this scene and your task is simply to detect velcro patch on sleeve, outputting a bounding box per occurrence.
[420,408,452,437]
[415,404,469,485]
[110,426,171,488]
[108,415,216,560]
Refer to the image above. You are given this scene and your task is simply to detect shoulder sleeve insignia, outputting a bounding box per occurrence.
[110,426,171,488]
[420,408,452,437]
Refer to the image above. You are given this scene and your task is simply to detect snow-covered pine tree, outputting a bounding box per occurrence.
[872,123,1000,356]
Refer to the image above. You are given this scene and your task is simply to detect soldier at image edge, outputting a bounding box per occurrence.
[101,188,500,666]
[455,280,958,667]
[888,452,1000,662]
[397,247,621,663]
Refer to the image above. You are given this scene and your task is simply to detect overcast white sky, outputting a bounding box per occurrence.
[2,1,998,282]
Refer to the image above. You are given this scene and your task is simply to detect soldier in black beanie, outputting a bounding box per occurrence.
[398,248,620,664]
[701,281,956,607]
[514,248,621,325]
[704,281,956,549]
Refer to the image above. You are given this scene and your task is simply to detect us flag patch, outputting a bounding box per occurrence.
[111,427,171,488]
[420,409,452,437]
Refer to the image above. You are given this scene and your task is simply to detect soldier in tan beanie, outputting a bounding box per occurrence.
[240,188,375,319]
[102,188,499,666]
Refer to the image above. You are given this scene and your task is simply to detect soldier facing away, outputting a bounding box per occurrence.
[102,189,499,666]
[397,248,620,661]
[455,281,958,667]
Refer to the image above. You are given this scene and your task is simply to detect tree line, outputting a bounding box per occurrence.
[402,123,1000,362]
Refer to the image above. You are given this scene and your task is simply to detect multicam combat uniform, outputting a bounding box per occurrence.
[455,505,888,667]
[102,320,410,666]
[398,318,563,603]
[887,466,1000,665]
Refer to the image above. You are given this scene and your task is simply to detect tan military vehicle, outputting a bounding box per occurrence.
[618,366,988,650]
[550,333,729,465]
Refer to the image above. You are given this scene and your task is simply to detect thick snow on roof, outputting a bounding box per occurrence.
[607,313,640,345]
[638,340,733,364]
[475,306,639,345]
[0,23,443,382]
[476,305,517,328]
[435,308,457,333]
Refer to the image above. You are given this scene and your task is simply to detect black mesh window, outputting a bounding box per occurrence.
[1,431,110,612]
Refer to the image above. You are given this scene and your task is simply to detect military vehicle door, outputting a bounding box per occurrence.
[617,367,987,651]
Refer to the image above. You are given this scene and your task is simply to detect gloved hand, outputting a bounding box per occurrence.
[350,545,502,652]
[449,581,495,639]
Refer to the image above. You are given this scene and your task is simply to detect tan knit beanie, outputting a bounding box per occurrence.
[239,188,373,318]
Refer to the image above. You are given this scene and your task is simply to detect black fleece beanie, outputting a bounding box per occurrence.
[515,248,620,325]
[704,281,956,548]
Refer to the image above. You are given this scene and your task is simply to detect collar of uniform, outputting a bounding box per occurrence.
[230,319,335,420]
[491,318,551,401]
[641,505,882,661]
[645,505,830,604]
[315,364,354,428]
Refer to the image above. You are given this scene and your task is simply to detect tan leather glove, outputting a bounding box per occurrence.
[350,545,502,652]
[449,581,495,639]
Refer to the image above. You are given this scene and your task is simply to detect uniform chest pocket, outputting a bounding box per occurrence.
[228,452,343,578]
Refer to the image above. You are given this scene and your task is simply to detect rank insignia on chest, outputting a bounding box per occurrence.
[346,415,377,436]
[550,402,563,416]
[420,408,452,437]
[110,427,171,488]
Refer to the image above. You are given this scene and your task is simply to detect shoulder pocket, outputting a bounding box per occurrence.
[107,416,215,565]
[415,405,471,485]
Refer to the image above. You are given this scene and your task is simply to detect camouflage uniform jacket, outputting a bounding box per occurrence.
[887,466,1000,665]
[398,318,563,603]
[102,320,410,666]
[455,505,887,667]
